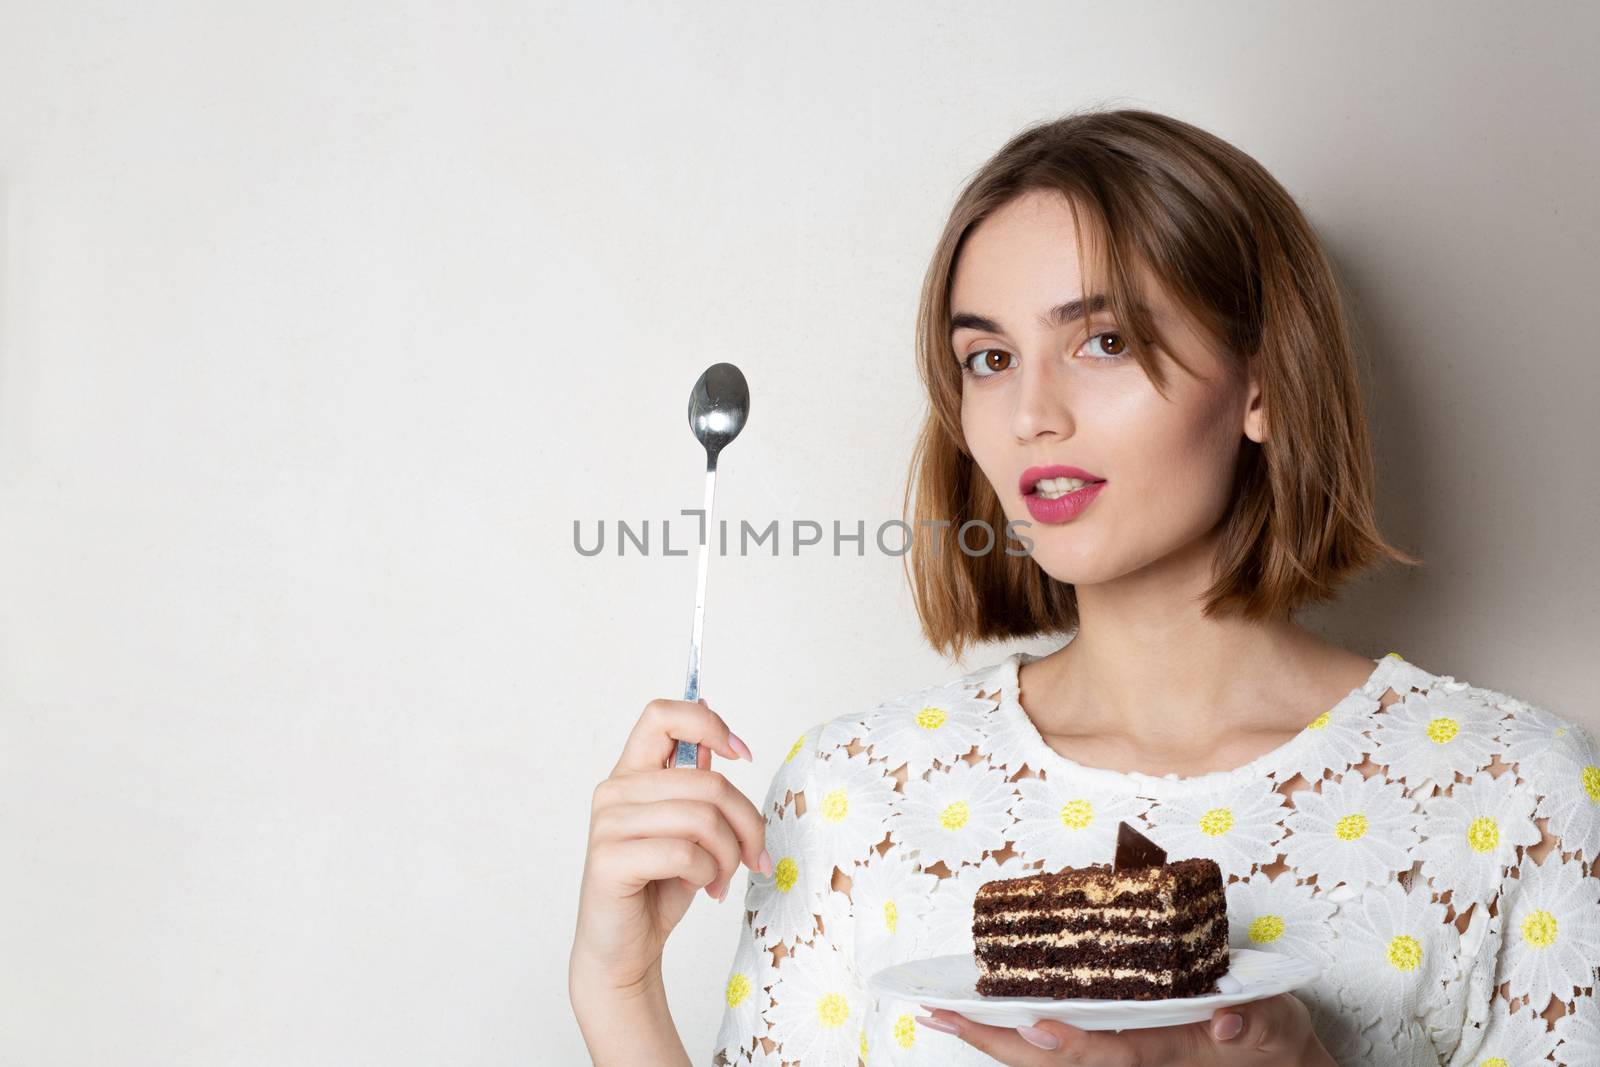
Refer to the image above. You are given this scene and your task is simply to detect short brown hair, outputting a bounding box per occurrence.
[904,107,1422,661]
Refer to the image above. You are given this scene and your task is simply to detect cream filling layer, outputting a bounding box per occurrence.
[977,889,1223,925]
[979,942,1229,983]
[976,911,1224,950]
[981,873,1168,903]
[984,962,1178,982]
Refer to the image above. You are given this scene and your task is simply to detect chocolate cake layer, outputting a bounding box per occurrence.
[976,916,1227,971]
[975,903,1226,947]
[975,858,1220,904]
[974,947,1227,999]
[973,889,1224,936]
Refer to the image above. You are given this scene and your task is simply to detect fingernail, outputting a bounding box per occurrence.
[727,732,753,761]
[716,881,729,903]
[915,1015,960,1035]
[1017,1025,1059,1050]
[1214,1012,1244,1041]
[757,849,773,875]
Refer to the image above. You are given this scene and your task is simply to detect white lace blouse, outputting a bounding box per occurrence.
[709,647,1600,1066]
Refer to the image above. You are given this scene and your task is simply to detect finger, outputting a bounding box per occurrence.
[676,704,725,772]
[596,768,769,873]
[1017,1015,1201,1066]
[916,1010,1063,1066]
[1211,1008,1245,1042]
[1211,992,1313,1053]
[587,837,719,898]
[616,698,752,773]
[592,800,743,900]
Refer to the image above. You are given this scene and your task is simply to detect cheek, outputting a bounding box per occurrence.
[959,395,1003,482]
[1134,399,1241,513]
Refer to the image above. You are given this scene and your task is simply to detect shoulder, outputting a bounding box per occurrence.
[1431,663,1598,773]
[756,652,1019,811]
[1470,676,1600,845]
[1390,656,1600,857]
[1373,652,1594,752]
[839,653,1014,735]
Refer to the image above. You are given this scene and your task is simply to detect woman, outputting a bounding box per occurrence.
[570,109,1600,1066]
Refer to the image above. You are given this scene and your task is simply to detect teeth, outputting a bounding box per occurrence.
[1034,476,1096,500]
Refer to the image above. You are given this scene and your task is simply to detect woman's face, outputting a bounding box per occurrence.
[951,189,1265,587]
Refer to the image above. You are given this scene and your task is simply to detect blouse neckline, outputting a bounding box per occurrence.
[988,642,1402,793]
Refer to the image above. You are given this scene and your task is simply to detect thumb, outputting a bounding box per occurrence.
[1210,993,1313,1054]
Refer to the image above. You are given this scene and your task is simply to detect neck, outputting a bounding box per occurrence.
[1021,541,1356,747]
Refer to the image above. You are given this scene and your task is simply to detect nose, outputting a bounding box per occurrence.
[1010,352,1073,443]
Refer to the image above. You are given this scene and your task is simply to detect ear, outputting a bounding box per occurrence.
[1242,364,1267,444]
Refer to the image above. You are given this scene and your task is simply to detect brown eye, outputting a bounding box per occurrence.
[963,349,1015,378]
[1082,330,1132,361]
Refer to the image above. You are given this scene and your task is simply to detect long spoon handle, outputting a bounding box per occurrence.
[671,461,718,768]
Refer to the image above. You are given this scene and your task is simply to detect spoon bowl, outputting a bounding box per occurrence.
[687,363,750,463]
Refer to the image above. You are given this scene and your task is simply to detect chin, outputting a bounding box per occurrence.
[1026,550,1110,586]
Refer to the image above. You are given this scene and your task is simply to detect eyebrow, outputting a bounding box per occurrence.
[949,293,1152,336]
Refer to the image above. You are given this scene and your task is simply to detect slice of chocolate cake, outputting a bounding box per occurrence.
[972,822,1228,999]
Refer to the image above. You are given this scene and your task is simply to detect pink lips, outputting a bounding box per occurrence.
[1019,465,1107,525]
[1018,465,1104,496]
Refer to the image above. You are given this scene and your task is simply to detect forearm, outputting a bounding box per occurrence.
[571,959,693,1067]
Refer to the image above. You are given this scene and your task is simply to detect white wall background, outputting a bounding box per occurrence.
[1,2,1596,1063]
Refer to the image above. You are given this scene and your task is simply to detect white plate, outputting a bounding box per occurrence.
[866,949,1320,1031]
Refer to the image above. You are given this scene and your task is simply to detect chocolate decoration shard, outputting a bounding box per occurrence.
[1114,821,1167,870]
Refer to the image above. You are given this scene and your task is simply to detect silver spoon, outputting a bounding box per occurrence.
[671,362,750,768]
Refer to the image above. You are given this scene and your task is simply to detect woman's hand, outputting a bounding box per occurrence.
[916,992,1337,1066]
[570,697,772,1003]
